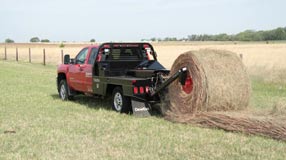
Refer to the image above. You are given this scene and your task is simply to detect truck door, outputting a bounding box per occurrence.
[81,47,98,93]
[68,48,89,91]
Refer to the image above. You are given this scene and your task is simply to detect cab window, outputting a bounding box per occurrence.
[88,48,98,64]
[111,47,142,60]
[76,48,88,64]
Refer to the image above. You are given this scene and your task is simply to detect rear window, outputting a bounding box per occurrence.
[111,47,143,60]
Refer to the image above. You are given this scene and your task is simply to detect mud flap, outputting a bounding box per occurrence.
[131,99,152,117]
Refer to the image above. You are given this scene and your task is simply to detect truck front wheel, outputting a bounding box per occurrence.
[112,87,131,113]
[59,80,73,101]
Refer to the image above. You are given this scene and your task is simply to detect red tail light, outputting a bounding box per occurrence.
[133,86,149,95]
[133,87,138,94]
[139,87,144,94]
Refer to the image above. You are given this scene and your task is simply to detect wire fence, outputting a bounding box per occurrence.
[0,45,245,66]
[0,43,86,65]
[0,47,65,65]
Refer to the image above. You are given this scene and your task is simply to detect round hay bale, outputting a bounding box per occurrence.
[162,49,251,122]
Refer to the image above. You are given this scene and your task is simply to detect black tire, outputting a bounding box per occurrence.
[59,80,73,101]
[111,87,131,113]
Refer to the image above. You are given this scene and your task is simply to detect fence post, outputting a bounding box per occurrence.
[4,46,7,60]
[239,54,243,60]
[16,48,18,62]
[61,50,64,64]
[43,49,46,65]
[29,48,31,63]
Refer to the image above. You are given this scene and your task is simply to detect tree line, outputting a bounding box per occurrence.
[4,37,96,43]
[143,27,286,42]
[4,27,286,43]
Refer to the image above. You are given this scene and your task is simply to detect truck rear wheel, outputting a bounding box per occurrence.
[112,87,131,113]
[59,80,73,101]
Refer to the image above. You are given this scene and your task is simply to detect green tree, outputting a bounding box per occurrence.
[273,28,286,40]
[144,26,286,42]
[30,37,40,43]
[214,34,230,41]
[5,38,14,43]
[235,30,256,41]
[163,37,178,41]
[262,30,276,41]
[150,37,157,42]
[187,35,196,41]
[41,39,50,42]
[90,39,96,42]
[59,43,65,48]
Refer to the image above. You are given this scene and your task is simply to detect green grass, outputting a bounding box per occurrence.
[0,61,286,160]
[250,75,286,111]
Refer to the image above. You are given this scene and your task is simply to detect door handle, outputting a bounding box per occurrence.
[79,65,86,71]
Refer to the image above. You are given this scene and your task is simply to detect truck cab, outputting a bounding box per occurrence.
[57,45,98,94]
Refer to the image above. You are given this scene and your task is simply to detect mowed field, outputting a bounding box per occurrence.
[1,42,286,159]
[1,41,286,69]
[1,41,286,85]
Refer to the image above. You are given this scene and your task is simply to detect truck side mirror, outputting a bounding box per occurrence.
[70,59,75,64]
[64,54,70,64]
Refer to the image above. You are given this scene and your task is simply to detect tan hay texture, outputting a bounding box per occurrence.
[162,49,286,141]
[186,112,286,141]
[163,49,251,119]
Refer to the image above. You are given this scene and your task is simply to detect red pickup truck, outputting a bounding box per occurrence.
[57,43,190,116]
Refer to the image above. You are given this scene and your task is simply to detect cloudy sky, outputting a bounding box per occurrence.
[0,0,285,42]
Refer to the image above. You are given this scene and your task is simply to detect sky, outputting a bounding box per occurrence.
[0,0,285,42]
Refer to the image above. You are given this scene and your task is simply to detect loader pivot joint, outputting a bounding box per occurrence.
[150,67,188,96]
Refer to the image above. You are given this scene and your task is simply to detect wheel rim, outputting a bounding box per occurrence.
[114,92,123,111]
[60,84,66,100]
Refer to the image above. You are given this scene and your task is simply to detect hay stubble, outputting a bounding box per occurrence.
[163,49,286,141]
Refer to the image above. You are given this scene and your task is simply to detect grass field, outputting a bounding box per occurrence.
[1,61,286,159]
[1,42,286,159]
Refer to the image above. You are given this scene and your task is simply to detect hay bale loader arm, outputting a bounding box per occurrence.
[149,67,188,97]
[132,67,189,117]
